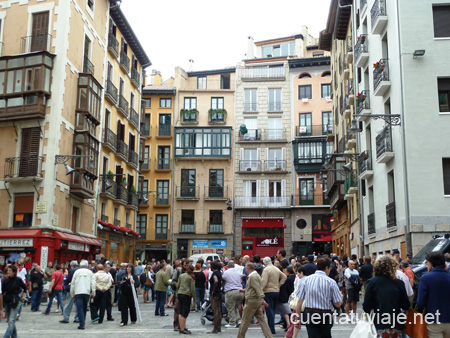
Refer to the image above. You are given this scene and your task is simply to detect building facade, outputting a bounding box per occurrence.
[172,67,235,259]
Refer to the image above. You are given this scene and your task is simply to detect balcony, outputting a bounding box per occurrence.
[115,185,129,204]
[174,127,231,158]
[347,38,353,63]
[354,34,369,68]
[175,186,200,200]
[204,186,228,200]
[127,149,139,169]
[376,126,394,163]
[0,52,54,122]
[107,33,119,58]
[244,102,257,113]
[238,160,262,173]
[208,223,223,234]
[234,196,291,208]
[127,191,139,210]
[118,95,129,117]
[208,109,227,124]
[358,150,374,179]
[114,219,121,227]
[373,59,390,96]
[100,177,117,199]
[296,124,333,137]
[155,158,171,171]
[138,191,149,206]
[241,66,285,81]
[371,0,387,34]
[21,34,52,53]
[264,160,287,173]
[82,57,95,75]
[346,129,356,149]
[116,139,129,162]
[368,212,375,235]
[326,156,346,209]
[154,194,170,207]
[344,171,358,200]
[4,156,44,182]
[157,124,172,138]
[101,215,109,222]
[293,139,331,173]
[268,102,282,112]
[344,95,351,119]
[119,50,130,74]
[103,127,117,152]
[180,109,198,124]
[131,68,140,88]
[77,73,102,125]
[386,202,396,229]
[292,193,330,206]
[264,129,287,142]
[70,168,97,199]
[104,79,118,105]
[180,222,195,234]
[141,125,151,137]
[141,158,150,170]
[355,90,371,121]
[129,107,139,129]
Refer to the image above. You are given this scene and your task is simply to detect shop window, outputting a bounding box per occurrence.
[13,195,34,227]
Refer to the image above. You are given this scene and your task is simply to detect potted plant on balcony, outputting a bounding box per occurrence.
[130,184,136,194]
[208,108,227,122]
[107,170,114,181]
[181,109,198,121]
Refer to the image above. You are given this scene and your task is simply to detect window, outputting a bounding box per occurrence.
[262,42,295,57]
[299,85,312,99]
[157,146,170,169]
[321,84,331,98]
[209,169,224,197]
[143,114,151,136]
[299,73,312,79]
[243,180,259,205]
[322,111,332,134]
[244,89,257,111]
[242,149,258,171]
[297,141,326,163]
[438,78,450,112]
[181,210,195,233]
[87,0,94,11]
[268,117,282,140]
[433,5,450,38]
[113,207,119,225]
[197,76,207,89]
[13,195,34,227]
[143,98,151,108]
[209,210,223,233]
[211,97,224,109]
[221,74,230,89]
[443,158,450,195]
[155,215,168,240]
[268,89,282,111]
[142,146,149,169]
[210,98,225,122]
[174,127,231,157]
[125,212,130,228]
[156,180,169,205]
[299,179,314,204]
[243,117,258,140]
[158,114,171,136]
[267,148,283,170]
[181,169,196,197]
[160,98,171,108]
[299,113,312,136]
[321,71,331,77]
[30,12,49,52]
[184,97,197,110]
[136,215,147,239]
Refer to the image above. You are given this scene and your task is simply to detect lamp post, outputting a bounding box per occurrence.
[54,154,95,175]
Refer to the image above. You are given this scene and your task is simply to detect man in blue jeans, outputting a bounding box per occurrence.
[154,264,169,316]
[43,264,65,314]
[70,260,96,330]
[60,260,79,324]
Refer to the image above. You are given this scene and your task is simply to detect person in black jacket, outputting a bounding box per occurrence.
[2,265,27,338]
[276,266,295,330]
[119,264,140,327]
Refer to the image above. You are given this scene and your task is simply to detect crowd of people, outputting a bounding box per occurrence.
[0,250,449,338]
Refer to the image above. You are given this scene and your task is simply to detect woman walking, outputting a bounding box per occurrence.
[119,264,141,327]
[363,255,410,337]
[142,265,153,303]
[2,265,27,338]
[177,265,196,334]
[288,264,307,338]
[193,263,206,311]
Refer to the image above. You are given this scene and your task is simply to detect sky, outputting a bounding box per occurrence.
[120,0,332,81]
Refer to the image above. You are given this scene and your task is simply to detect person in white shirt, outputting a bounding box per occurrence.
[344,260,360,319]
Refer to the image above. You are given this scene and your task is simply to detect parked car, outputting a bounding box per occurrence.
[189,253,221,265]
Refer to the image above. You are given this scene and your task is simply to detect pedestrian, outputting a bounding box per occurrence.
[277,250,290,272]
[43,261,54,301]
[142,265,153,303]
[2,265,27,338]
[177,265,196,334]
[134,262,144,295]
[104,263,115,321]
[363,255,410,337]
[261,256,287,335]
[253,255,265,276]
[400,260,414,288]
[154,263,170,316]
[344,260,360,321]
[295,257,343,338]
[208,260,223,334]
[60,260,79,324]
[193,263,206,311]
[392,249,402,263]
[304,255,316,276]
[173,259,187,331]
[276,266,295,331]
[237,262,272,338]
[222,261,244,328]
[393,259,414,298]
[417,251,450,337]
[43,264,65,315]
[358,256,373,300]
[70,260,96,330]
[119,264,140,326]
[285,264,307,338]
[91,264,112,324]
[28,265,44,312]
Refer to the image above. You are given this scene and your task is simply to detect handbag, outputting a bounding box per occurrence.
[145,272,153,287]
[350,313,377,338]
[405,309,427,338]
[288,293,299,310]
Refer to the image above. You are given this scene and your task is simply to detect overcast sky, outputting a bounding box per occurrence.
[120,0,331,81]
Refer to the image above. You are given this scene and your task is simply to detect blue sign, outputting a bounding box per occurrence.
[210,239,227,249]
[192,239,209,248]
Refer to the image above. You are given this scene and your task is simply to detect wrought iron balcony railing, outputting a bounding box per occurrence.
[107,33,119,58]
[120,50,130,73]
[376,126,393,160]
[373,59,389,93]
[105,79,118,104]
[239,160,262,172]
[386,202,396,229]
[103,127,117,151]
[21,34,52,53]
[354,34,368,63]
[368,212,375,235]
[4,156,44,179]
[264,160,287,172]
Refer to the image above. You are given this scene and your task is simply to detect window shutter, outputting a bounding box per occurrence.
[282,147,286,160]
[20,128,40,177]
[264,180,269,197]
[281,179,286,197]
[443,158,450,195]
[256,180,261,198]
[257,148,261,160]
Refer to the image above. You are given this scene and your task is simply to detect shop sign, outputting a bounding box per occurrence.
[15,214,24,222]
[202,249,214,254]
[256,237,283,247]
[40,246,48,270]
[34,201,48,214]
[84,245,90,252]
[68,241,85,251]
[0,238,34,247]
[98,231,107,239]
[210,239,227,249]
[192,239,209,248]
[109,234,123,243]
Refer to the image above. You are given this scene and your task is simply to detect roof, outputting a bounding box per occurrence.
[319,0,352,51]
[110,1,151,67]
[187,67,236,77]
[288,56,331,68]
[143,83,176,95]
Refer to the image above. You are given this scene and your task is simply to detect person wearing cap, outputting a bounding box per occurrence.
[304,255,317,276]
[392,249,402,263]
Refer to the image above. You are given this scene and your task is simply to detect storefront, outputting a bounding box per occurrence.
[241,217,285,258]
[311,214,333,254]
[0,229,101,270]
[175,238,229,259]
[97,219,140,264]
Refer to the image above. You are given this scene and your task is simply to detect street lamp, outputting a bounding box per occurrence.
[54,155,95,175]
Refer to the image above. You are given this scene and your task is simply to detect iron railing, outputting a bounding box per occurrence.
[344,170,357,194]
[108,33,119,57]
[116,139,129,159]
[113,219,121,227]
[101,215,109,222]
[175,186,200,199]
[101,177,117,195]
[21,34,52,53]
[180,222,195,233]
[373,59,389,92]
[208,223,223,233]
[128,191,139,208]
[83,57,95,75]
[264,129,285,141]
[234,196,291,208]
[239,160,262,172]
[157,124,172,137]
[205,186,228,199]
[371,0,387,29]
[244,102,257,112]
[264,160,287,172]
[118,95,129,116]
[155,158,171,170]
[208,109,227,123]
[376,126,393,159]
[386,202,396,229]
[154,194,170,206]
[356,90,370,115]
[129,107,139,128]
[368,212,375,235]
[241,67,284,79]
[354,34,368,63]
[131,68,140,87]
[116,185,128,203]
[128,149,139,167]
[358,150,373,174]
[292,193,330,206]
[120,50,130,73]
[105,79,118,104]
[180,109,198,123]
[296,125,333,137]
[238,129,261,141]
[4,156,44,179]
[268,102,282,112]
[103,127,117,150]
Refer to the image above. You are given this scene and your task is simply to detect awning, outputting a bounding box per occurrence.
[97,219,140,238]
[0,229,42,238]
[53,231,101,246]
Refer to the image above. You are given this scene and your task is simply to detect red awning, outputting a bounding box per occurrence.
[97,219,140,238]
[0,229,42,238]
[53,231,101,246]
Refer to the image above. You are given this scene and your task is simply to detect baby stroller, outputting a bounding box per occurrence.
[200,297,229,325]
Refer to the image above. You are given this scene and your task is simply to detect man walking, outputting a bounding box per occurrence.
[154,263,169,316]
[222,261,243,328]
[104,263,115,321]
[60,260,79,324]
[237,262,272,338]
[358,256,373,299]
[70,260,96,330]
[304,255,317,276]
[344,260,360,320]
[91,264,111,324]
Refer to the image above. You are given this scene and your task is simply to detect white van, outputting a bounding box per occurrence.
[189,253,221,265]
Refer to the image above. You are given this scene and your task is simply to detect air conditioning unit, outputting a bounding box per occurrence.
[302,98,309,103]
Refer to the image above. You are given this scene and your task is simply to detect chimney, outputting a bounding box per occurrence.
[247,36,255,59]
[188,59,194,72]
[150,70,162,86]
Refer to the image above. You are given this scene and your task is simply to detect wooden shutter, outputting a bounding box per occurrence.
[20,128,40,177]
[31,12,49,52]
[443,158,450,195]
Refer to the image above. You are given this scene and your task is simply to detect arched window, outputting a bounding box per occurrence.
[321,71,331,77]
[299,73,312,79]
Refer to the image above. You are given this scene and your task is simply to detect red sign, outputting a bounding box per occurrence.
[256,236,284,247]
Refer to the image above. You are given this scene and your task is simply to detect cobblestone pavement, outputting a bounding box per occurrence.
[0,295,359,337]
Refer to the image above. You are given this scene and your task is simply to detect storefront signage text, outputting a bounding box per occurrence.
[192,239,209,248]
[68,241,85,251]
[109,234,123,243]
[40,246,48,270]
[0,238,34,247]
[210,239,227,249]
[256,237,283,247]
[34,201,48,214]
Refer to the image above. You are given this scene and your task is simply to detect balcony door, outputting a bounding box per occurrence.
[181,169,196,197]
[158,146,170,169]
[244,117,258,140]
[322,111,332,134]
[156,180,169,205]
[243,149,259,171]
[243,180,260,207]
[268,117,282,140]
[299,113,312,136]
[159,114,171,136]
[209,169,224,197]
[266,180,285,206]
[267,148,283,171]
[19,128,40,177]
[31,12,49,52]
[299,178,314,205]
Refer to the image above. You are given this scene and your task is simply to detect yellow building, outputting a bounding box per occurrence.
[137,71,175,261]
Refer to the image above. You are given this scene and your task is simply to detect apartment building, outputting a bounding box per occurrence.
[98,3,150,264]
[289,56,333,257]
[172,66,235,259]
[320,0,360,257]
[137,72,175,261]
